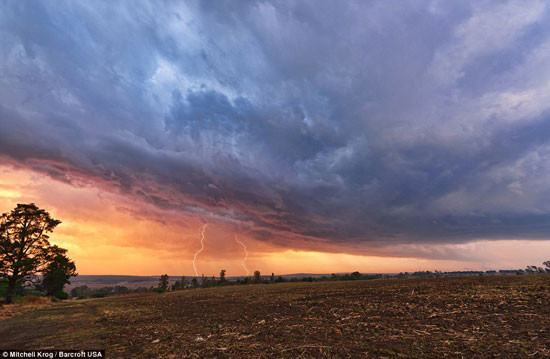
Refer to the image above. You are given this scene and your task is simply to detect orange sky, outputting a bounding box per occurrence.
[2,164,550,276]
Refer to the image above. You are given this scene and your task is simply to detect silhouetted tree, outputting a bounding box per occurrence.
[172,276,188,290]
[158,274,169,292]
[350,271,362,280]
[254,270,261,283]
[0,203,75,304]
[191,277,198,288]
[38,246,77,298]
[220,269,226,283]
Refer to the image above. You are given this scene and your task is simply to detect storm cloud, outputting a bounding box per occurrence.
[2,0,550,250]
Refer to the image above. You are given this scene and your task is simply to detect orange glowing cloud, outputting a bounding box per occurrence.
[2,163,550,276]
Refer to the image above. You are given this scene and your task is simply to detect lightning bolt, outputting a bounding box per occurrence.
[192,224,208,277]
[234,234,249,276]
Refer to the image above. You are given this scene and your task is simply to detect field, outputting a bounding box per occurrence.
[1,275,550,358]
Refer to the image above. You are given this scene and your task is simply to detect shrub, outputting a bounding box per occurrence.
[71,285,92,298]
[55,291,69,300]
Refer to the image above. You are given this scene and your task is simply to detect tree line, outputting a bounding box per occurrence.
[68,271,386,299]
[395,263,550,278]
[147,271,382,295]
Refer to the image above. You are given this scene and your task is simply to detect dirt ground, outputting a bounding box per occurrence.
[1,275,549,358]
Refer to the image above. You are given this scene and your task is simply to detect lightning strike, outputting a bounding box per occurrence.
[234,234,249,276]
[192,223,208,277]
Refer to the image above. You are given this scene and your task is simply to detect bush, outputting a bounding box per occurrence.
[152,287,165,293]
[55,291,69,300]
[71,285,92,298]
[113,285,129,295]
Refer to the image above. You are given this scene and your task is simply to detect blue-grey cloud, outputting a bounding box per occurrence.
[1,0,550,252]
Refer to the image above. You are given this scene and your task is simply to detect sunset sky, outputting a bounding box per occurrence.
[2,1,550,276]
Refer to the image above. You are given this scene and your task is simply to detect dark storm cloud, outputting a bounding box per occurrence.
[2,0,550,252]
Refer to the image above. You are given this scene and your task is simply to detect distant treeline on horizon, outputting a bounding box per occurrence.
[67,267,548,299]
[4,265,548,302]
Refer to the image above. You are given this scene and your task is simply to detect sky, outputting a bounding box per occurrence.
[1,1,550,276]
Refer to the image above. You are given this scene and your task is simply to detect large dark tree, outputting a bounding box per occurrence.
[0,203,75,304]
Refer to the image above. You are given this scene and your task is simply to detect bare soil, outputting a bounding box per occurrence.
[1,275,549,358]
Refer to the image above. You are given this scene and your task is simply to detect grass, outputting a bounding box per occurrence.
[1,275,550,358]
[0,296,53,320]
